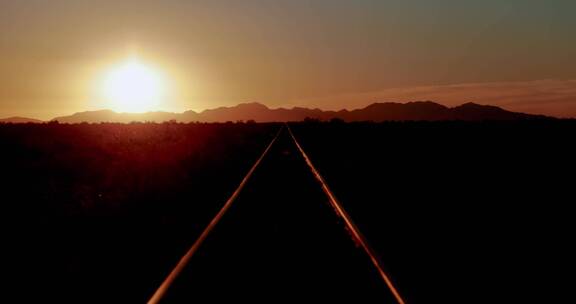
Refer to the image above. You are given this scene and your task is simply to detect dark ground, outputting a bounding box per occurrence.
[1,122,277,303]
[291,120,575,303]
[1,120,574,303]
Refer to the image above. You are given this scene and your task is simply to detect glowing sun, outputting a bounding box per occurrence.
[101,58,166,113]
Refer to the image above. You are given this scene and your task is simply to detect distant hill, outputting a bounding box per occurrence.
[51,110,182,124]
[48,101,551,123]
[0,117,43,123]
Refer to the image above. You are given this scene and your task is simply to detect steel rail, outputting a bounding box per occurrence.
[286,124,407,304]
[148,126,283,304]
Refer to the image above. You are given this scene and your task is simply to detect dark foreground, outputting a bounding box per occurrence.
[1,120,574,303]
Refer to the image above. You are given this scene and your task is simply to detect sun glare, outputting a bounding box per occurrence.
[101,58,166,113]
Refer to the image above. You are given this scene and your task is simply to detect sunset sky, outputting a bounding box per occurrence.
[1,0,575,119]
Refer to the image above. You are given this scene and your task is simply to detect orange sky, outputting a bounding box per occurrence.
[1,0,575,119]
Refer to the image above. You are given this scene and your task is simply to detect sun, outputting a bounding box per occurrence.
[101,57,166,113]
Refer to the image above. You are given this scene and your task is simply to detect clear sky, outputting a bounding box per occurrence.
[1,0,575,118]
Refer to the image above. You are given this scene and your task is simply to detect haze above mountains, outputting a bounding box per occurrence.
[0,102,551,124]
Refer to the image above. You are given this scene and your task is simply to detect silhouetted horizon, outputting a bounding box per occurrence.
[0,101,557,123]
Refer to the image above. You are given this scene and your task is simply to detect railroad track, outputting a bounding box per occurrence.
[149,125,405,303]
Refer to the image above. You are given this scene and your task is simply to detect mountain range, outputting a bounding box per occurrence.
[0,102,551,124]
[0,116,44,123]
